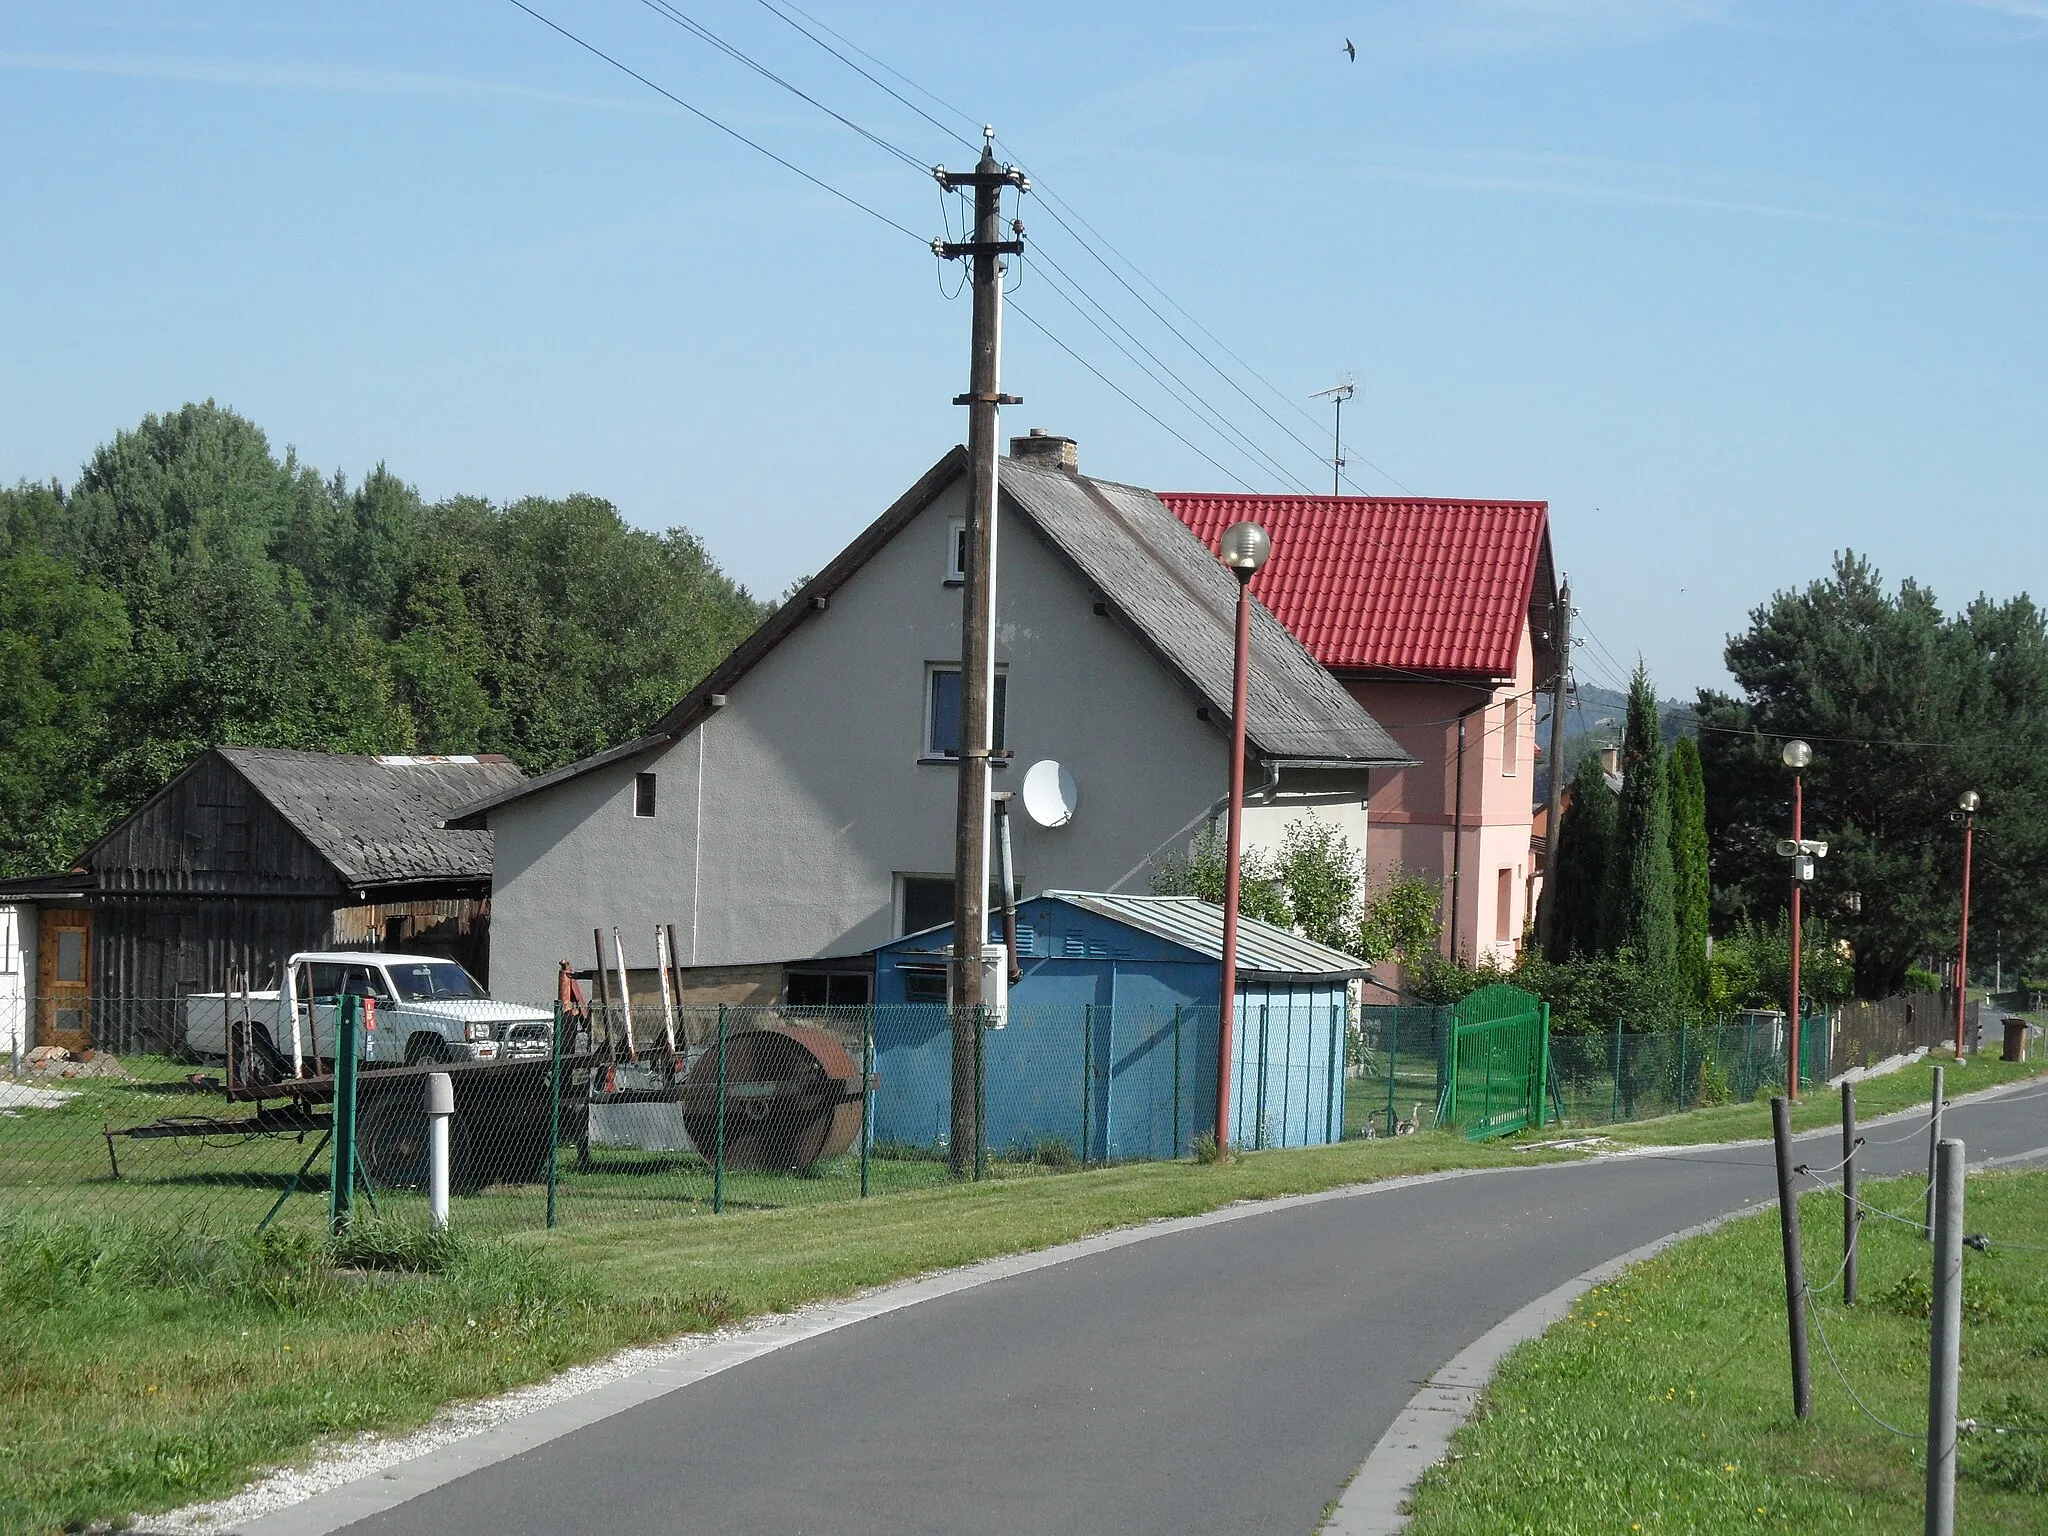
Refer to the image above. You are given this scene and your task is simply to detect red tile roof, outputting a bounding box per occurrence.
[1158,494,1550,679]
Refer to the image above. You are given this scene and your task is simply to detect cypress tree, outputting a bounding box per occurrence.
[1667,735,1711,999]
[1607,663,1677,972]
[1546,751,1617,960]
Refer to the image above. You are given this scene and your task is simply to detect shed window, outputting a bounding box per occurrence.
[786,970,873,1008]
[56,930,85,984]
[633,772,657,818]
[901,967,949,1005]
[925,667,1007,760]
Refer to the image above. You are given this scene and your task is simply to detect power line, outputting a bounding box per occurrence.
[1024,250,1316,493]
[502,0,928,244]
[746,0,980,154]
[635,0,934,173]
[1010,302,1254,491]
[1694,722,1964,753]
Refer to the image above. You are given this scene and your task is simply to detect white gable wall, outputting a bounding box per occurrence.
[485,472,1289,1004]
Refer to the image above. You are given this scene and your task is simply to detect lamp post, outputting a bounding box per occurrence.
[1782,740,1813,1100]
[1214,519,1270,1154]
[1955,791,1980,1060]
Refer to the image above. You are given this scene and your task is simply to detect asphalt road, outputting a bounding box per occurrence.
[338,1084,2048,1536]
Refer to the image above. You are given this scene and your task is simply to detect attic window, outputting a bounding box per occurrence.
[633,772,657,818]
[946,519,968,584]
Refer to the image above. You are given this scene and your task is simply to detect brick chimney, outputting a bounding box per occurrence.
[1008,428,1077,473]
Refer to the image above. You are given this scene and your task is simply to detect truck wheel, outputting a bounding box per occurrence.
[404,1033,454,1066]
[356,1083,471,1190]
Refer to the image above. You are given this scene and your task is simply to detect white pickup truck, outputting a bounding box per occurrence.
[185,952,555,1069]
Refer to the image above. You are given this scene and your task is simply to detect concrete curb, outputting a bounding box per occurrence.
[1317,1208,1757,1536]
[162,1070,2042,1536]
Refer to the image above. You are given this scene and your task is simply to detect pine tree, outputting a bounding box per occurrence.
[1667,735,1711,999]
[1607,663,1677,972]
[1545,751,1617,960]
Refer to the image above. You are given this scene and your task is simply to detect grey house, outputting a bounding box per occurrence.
[449,435,1413,1007]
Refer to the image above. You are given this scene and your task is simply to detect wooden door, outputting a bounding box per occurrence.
[37,908,92,1053]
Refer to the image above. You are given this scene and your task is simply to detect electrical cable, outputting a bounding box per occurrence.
[746,0,981,153]
[1693,722,1961,752]
[1009,303,1255,491]
[502,0,929,244]
[636,0,933,173]
[1025,254,1315,493]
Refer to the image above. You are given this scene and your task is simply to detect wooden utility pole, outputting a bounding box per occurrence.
[1534,577,1572,955]
[936,130,1025,1178]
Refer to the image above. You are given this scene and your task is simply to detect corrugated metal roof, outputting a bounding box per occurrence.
[1159,493,1550,678]
[1001,463,1411,765]
[220,748,524,887]
[1040,891,1369,978]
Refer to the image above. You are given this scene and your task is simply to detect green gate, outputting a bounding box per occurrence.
[1439,985,1550,1141]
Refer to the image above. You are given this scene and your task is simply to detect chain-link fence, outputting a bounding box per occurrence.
[0,990,1959,1237]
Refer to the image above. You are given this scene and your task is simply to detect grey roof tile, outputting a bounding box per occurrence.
[219,749,524,886]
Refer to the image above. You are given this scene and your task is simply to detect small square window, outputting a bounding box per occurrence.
[633,772,657,818]
[903,968,949,1005]
[925,668,1007,759]
[946,519,968,584]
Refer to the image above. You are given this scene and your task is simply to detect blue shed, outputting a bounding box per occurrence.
[869,892,1367,1161]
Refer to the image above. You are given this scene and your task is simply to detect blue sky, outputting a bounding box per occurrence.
[3,0,2043,697]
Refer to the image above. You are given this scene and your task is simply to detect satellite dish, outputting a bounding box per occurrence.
[1021,760,1078,828]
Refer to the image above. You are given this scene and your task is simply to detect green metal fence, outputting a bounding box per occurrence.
[1442,985,1551,1141]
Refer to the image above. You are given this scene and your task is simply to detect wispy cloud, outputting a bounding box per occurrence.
[1950,0,2048,20]
[0,49,654,114]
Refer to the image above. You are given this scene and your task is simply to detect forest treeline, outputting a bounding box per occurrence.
[0,402,766,876]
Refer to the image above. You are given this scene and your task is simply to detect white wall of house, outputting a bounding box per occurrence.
[484,473,1372,1004]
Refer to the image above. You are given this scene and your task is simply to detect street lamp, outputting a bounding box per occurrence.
[1955,791,1981,1059]
[1782,739,1813,1099]
[1214,520,1270,1154]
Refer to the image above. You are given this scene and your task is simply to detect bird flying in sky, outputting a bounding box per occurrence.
[1344,38,1357,62]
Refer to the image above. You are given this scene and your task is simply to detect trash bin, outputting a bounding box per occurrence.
[2003,1017,2029,1063]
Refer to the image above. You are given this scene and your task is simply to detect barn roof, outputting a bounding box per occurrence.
[1159,493,1553,680]
[1040,892,1371,978]
[216,749,523,887]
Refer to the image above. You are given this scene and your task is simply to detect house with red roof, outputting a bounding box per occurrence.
[1162,493,1560,966]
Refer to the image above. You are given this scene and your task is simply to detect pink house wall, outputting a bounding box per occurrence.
[1344,624,1540,964]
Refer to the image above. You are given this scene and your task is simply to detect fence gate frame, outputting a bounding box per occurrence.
[1440,985,1550,1141]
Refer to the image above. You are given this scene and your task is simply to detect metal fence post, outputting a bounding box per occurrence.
[1924,1063,1945,1237]
[1081,1003,1092,1164]
[1841,1080,1859,1305]
[1610,1017,1623,1123]
[1678,1019,1689,1112]
[1386,1011,1399,1139]
[1254,1003,1270,1150]
[1925,1137,1965,1536]
[1771,1095,1813,1420]
[1171,1004,1182,1157]
[329,995,360,1235]
[713,1003,727,1214]
[1535,1003,1551,1131]
[546,1000,563,1229]
[426,1070,453,1233]
[860,1004,873,1199]
[1326,1003,1340,1144]
[974,1004,987,1182]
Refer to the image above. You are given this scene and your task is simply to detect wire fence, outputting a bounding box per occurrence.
[0,989,1972,1238]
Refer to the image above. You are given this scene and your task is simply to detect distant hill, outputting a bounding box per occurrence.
[1533,683,1695,805]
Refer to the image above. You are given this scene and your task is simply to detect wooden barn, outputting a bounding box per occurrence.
[0,749,524,1056]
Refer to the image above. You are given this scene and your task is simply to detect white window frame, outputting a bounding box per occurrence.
[920,663,1008,764]
[945,518,968,584]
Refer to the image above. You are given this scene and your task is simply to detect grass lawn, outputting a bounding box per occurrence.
[1404,1170,2048,1535]
[2,1053,2035,1534]
[0,1130,1561,1536]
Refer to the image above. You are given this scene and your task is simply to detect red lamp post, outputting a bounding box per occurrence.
[1781,740,1814,1100]
[1214,519,1270,1155]
[1955,790,1981,1059]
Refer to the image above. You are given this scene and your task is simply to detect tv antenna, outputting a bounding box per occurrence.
[1310,378,1355,496]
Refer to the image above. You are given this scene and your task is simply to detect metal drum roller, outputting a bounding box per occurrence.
[680,1022,865,1173]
